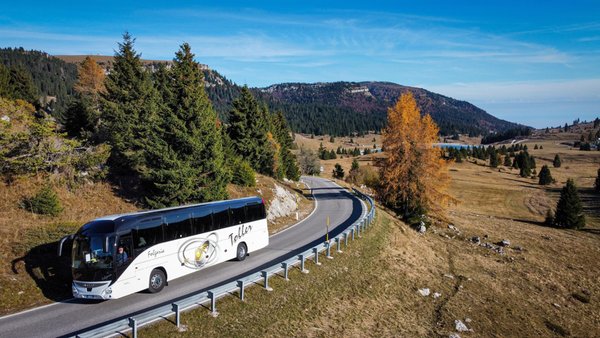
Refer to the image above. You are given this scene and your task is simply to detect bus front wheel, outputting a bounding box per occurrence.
[148,269,166,293]
[236,243,247,261]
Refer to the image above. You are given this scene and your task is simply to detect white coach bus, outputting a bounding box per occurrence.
[68,196,268,299]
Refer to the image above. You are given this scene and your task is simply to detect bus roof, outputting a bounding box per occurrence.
[80,196,263,234]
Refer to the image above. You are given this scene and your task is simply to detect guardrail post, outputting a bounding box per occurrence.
[261,270,273,291]
[299,254,309,274]
[326,241,333,259]
[282,262,290,280]
[351,228,355,241]
[335,237,342,253]
[313,247,321,265]
[128,317,137,338]
[344,232,349,246]
[207,291,218,317]
[237,280,245,301]
[172,303,180,328]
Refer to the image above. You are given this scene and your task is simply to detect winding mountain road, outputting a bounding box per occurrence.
[0,176,365,338]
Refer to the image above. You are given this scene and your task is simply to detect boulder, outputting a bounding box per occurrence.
[418,288,430,296]
[471,236,481,245]
[455,319,471,332]
[499,239,511,247]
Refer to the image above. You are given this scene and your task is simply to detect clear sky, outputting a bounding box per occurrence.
[1,1,599,128]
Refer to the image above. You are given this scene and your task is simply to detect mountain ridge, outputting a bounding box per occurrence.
[5,51,524,136]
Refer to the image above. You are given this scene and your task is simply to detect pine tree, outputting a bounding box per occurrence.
[553,154,562,168]
[503,155,512,167]
[227,86,273,175]
[489,150,499,168]
[516,151,531,177]
[271,110,299,180]
[594,168,600,193]
[7,65,38,104]
[538,165,553,185]
[554,179,585,229]
[332,163,344,179]
[379,92,452,217]
[351,158,359,172]
[101,32,160,175]
[143,42,229,207]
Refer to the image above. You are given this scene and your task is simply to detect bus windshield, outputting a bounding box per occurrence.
[72,234,116,269]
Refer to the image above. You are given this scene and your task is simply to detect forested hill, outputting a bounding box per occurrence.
[0,48,77,117]
[256,82,522,136]
[2,49,522,136]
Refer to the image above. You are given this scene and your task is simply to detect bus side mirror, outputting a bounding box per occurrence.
[58,234,74,257]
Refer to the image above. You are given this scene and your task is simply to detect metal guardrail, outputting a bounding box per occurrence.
[73,188,376,338]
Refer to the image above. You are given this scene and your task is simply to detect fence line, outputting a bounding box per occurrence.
[74,189,375,338]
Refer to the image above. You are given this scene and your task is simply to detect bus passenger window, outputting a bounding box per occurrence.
[192,208,212,235]
[212,207,230,230]
[229,206,245,225]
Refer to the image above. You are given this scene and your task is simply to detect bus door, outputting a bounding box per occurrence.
[115,233,134,281]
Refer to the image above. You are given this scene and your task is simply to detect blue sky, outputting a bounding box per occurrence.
[1,1,599,128]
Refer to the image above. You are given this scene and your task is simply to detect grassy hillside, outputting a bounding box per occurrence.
[142,137,600,338]
[0,175,313,315]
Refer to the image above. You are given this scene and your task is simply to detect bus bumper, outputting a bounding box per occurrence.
[72,280,113,300]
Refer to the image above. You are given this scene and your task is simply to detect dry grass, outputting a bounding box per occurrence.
[140,137,600,338]
[0,176,138,314]
[294,133,381,152]
[0,174,314,315]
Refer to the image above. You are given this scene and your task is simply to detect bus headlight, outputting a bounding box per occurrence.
[72,285,79,295]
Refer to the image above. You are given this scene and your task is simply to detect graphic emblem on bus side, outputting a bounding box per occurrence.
[178,233,219,269]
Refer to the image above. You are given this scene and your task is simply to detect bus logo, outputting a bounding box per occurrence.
[178,233,219,269]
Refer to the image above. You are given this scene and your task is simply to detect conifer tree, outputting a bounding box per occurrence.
[379,92,452,217]
[503,155,512,167]
[594,168,600,193]
[553,154,562,168]
[554,179,585,229]
[143,43,229,207]
[101,32,160,175]
[538,165,553,185]
[227,86,273,175]
[332,163,344,179]
[489,150,499,168]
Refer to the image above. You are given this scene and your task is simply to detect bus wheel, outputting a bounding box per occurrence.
[236,243,247,261]
[148,269,166,293]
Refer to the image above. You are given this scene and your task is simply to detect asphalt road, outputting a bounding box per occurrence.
[0,176,364,338]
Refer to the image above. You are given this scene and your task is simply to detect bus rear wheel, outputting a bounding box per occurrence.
[148,269,166,293]
[236,243,247,261]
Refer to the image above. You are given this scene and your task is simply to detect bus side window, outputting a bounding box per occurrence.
[245,203,264,222]
[229,206,245,225]
[164,212,192,240]
[192,208,212,235]
[134,217,164,251]
[212,206,230,230]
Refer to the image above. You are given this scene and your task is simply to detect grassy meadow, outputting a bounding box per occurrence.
[138,134,600,337]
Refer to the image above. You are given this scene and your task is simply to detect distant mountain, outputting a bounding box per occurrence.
[4,50,521,136]
[1,48,77,117]
[254,82,522,136]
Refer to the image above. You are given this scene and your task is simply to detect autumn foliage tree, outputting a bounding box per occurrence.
[65,56,106,138]
[379,92,452,218]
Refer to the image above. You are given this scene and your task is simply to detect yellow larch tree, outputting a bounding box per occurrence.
[379,92,452,217]
[74,56,106,102]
